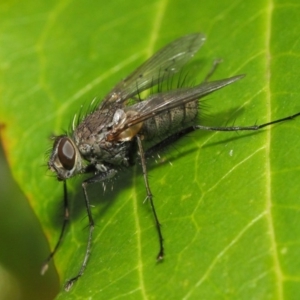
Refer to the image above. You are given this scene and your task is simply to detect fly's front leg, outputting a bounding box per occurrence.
[64,168,117,291]
[136,135,164,260]
[41,180,70,275]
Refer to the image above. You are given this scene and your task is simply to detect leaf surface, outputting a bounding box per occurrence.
[1,0,300,299]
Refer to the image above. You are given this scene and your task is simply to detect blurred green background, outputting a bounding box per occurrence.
[0,144,59,300]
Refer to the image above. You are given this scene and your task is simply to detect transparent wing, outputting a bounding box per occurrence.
[100,33,206,109]
[116,75,245,134]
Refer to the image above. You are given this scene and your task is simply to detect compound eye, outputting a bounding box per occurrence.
[57,138,76,170]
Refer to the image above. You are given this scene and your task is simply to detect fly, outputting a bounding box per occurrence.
[42,33,300,290]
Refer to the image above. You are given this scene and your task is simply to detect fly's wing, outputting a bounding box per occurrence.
[100,33,206,110]
[120,75,245,131]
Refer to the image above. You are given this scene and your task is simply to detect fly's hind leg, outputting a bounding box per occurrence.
[203,58,223,82]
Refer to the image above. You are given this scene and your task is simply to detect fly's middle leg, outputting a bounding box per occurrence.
[136,135,164,260]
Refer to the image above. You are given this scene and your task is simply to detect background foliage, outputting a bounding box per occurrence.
[1,0,300,299]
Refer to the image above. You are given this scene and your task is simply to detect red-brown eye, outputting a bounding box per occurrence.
[57,138,75,170]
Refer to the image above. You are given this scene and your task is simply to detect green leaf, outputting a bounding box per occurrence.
[1,0,300,299]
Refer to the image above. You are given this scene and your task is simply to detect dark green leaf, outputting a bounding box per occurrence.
[1,0,300,299]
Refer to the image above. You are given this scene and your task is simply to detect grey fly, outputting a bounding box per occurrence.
[43,33,300,290]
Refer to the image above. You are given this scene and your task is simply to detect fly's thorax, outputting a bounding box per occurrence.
[141,100,198,142]
[75,134,131,167]
[48,136,84,180]
[73,109,134,167]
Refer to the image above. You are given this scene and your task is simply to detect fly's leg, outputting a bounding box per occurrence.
[64,180,94,292]
[41,180,70,275]
[64,168,117,291]
[136,135,164,260]
[145,109,300,158]
[194,111,300,132]
[203,59,223,82]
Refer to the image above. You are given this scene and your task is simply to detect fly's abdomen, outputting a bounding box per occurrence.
[142,100,198,142]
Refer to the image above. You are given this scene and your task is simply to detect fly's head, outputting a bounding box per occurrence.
[48,136,83,181]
